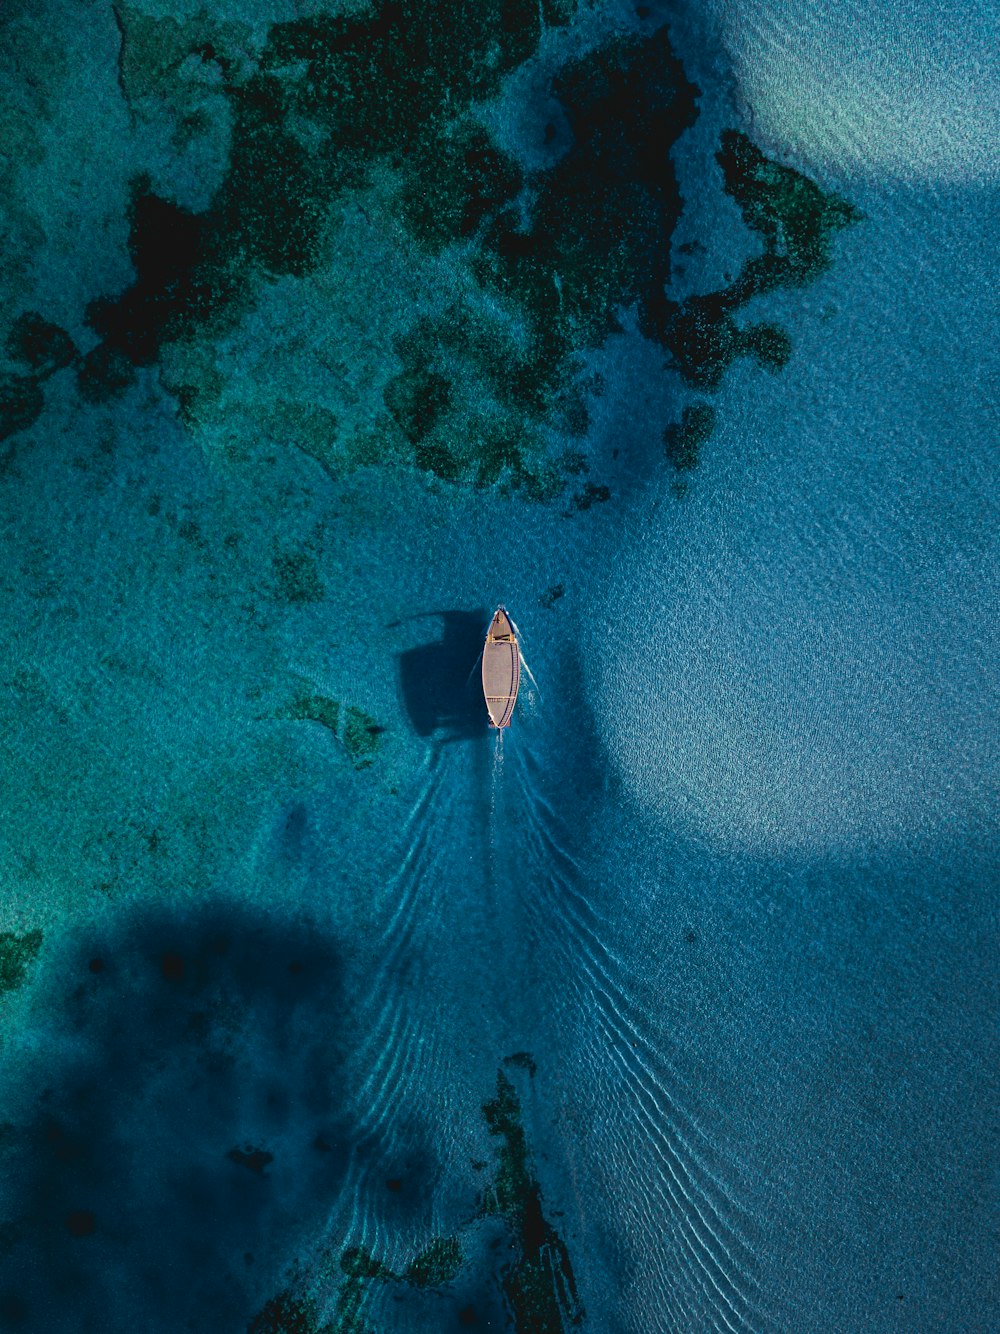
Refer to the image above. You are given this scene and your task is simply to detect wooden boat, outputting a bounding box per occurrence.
[482,606,520,729]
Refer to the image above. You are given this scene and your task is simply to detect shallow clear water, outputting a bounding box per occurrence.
[0,1,996,1331]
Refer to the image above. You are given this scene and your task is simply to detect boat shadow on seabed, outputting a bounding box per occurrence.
[394,607,491,744]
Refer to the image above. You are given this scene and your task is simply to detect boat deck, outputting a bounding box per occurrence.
[482,607,520,729]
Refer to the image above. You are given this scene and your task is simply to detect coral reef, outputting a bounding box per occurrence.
[5,313,76,375]
[1,5,858,490]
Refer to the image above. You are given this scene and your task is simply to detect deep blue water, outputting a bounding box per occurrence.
[0,1,997,1331]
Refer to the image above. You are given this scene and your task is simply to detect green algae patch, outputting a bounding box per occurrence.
[248,1059,581,1332]
[342,707,384,771]
[284,694,341,736]
[404,1236,462,1289]
[664,402,716,471]
[272,550,325,605]
[0,929,43,995]
[248,1248,395,1334]
[281,694,384,771]
[330,1246,395,1334]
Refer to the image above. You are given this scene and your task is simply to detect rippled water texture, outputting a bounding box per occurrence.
[0,0,997,1331]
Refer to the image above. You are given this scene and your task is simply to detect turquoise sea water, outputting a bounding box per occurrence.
[0,1,997,1331]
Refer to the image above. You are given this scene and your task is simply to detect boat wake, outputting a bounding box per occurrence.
[326,747,465,1262]
[318,670,779,1329]
[505,737,779,1333]
[323,733,521,1268]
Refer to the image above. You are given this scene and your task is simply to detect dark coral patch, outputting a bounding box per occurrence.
[375,24,699,494]
[84,185,215,374]
[404,1236,462,1288]
[718,130,861,291]
[247,1288,320,1334]
[481,1068,584,1331]
[477,27,698,367]
[398,121,522,252]
[652,129,860,461]
[664,402,715,471]
[21,3,857,503]
[5,313,76,376]
[503,1051,537,1077]
[76,345,137,403]
[209,0,577,290]
[743,322,792,372]
[383,367,454,451]
[653,132,860,385]
[0,375,44,444]
[570,481,610,511]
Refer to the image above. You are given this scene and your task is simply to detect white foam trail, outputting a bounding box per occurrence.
[518,648,542,701]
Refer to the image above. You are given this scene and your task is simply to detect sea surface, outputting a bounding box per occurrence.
[0,1,997,1332]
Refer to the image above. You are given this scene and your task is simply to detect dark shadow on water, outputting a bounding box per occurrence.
[395,608,489,743]
[0,903,439,1332]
